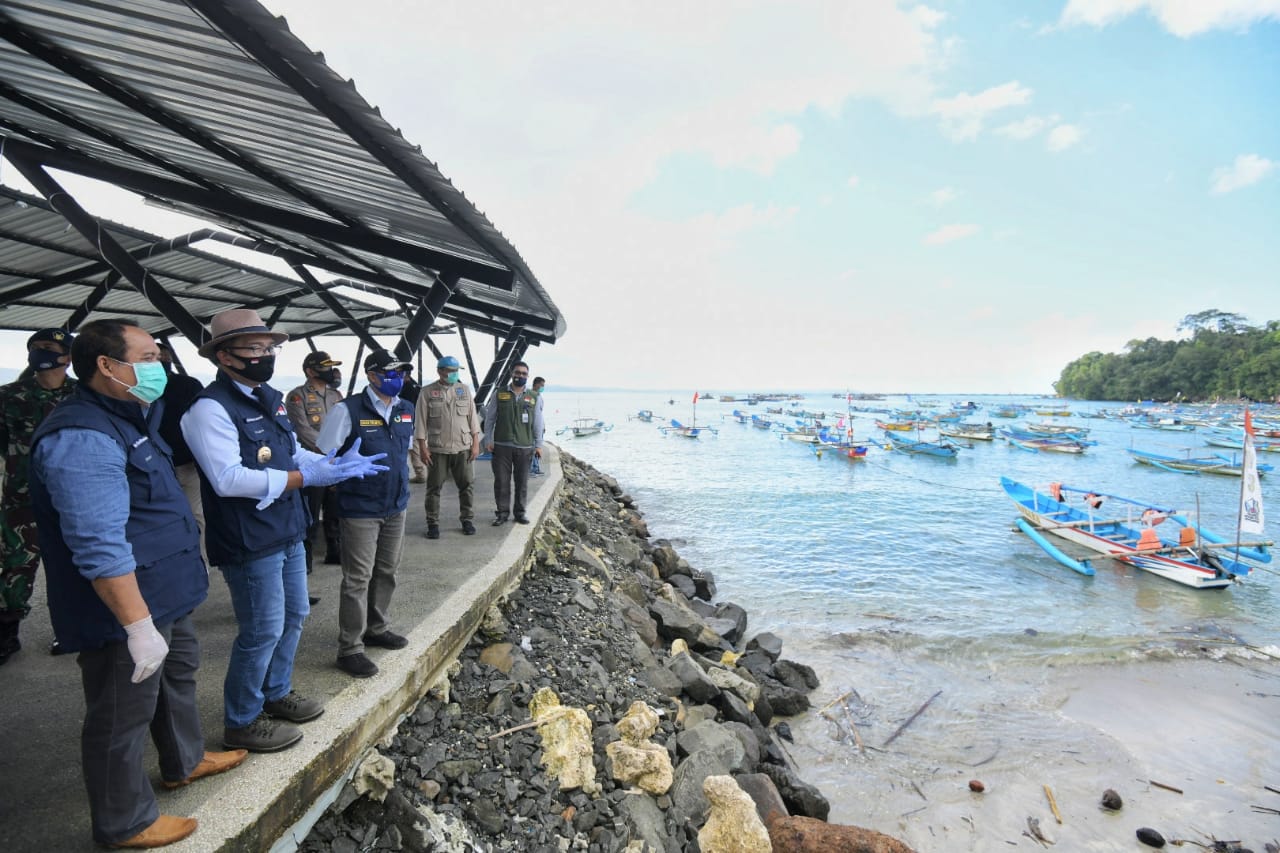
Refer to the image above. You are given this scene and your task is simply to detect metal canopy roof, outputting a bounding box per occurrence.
[0,0,565,348]
[0,185,436,342]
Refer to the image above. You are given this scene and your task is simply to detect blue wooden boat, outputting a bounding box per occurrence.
[1001,478,1270,589]
[1128,447,1272,477]
[884,431,960,458]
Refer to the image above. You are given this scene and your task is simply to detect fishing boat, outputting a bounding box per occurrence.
[939,421,995,441]
[659,392,718,438]
[1205,434,1280,453]
[558,417,611,437]
[630,409,655,422]
[1001,477,1270,589]
[1128,447,1272,477]
[875,418,918,432]
[883,431,960,458]
[997,428,1091,453]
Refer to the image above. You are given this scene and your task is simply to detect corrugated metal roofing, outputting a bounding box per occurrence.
[0,0,564,345]
[0,185,426,341]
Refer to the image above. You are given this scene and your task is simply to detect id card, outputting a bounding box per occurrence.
[521,412,529,423]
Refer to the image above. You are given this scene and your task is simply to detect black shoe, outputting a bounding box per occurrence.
[308,595,320,606]
[224,713,302,753]
[492,515,507,526]
[337,653,378,678]
[515,515,531,525]
[262,689,325,723]
[363,630,408,650]
[425,524,440,540]
[50,639,70,656]
[0,633,20,665]
[461,520,476,535]
[323,552,341,565]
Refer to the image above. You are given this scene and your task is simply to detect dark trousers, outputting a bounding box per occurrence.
[424,450,474,524]
[491,445,534,519]
[78,615,203,844]
[302,486,340,572]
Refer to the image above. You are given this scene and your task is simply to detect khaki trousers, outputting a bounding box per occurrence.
[337,512,406,656]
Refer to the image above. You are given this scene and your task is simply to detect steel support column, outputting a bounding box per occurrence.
[393,274,458,363]
[5,155,209,345]
[288,262,383,353]
[64,270,121,330]
[475,329,525,410]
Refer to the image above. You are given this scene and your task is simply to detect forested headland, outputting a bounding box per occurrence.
[1054,310,1280,402]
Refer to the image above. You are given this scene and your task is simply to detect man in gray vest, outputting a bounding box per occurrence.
[416,355,481,538]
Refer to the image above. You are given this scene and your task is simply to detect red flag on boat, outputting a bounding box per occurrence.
[692,391,698,403]
[1240,408,1266,536]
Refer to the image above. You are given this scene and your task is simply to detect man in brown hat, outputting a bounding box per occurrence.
[286,351,344,575]
[182,309,387,753]
[0,327,77,662]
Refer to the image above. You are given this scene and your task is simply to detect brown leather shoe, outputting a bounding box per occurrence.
[107,815,197,848]
[162,749,248,789]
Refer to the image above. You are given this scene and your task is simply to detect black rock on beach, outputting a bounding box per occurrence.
[300,452,911,852]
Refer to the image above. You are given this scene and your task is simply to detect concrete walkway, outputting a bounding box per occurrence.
[0,447,562,852]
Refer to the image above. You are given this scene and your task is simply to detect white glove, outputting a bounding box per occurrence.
[123,615,168,684]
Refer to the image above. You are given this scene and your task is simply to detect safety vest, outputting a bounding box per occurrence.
[31,387,207,652]
[334,391,414,519]
[492,389,538,447]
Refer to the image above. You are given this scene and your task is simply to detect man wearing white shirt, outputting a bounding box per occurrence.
[316,350,415,678]
[181,309,387,752]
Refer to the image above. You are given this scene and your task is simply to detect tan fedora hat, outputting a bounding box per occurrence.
[198,307,289,358]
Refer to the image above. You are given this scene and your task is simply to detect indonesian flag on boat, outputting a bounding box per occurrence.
[1240,409,1266,536]
[692,392,698,404]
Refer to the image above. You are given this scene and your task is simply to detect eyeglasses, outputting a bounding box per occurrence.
[226,344,281,357]
[512,371,529,378]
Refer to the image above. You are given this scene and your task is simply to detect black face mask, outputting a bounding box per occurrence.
[316,368,337,383]
[511,376,527,387]
[27,349,64,372]
[233,354,276,383]
[327,371,342,390]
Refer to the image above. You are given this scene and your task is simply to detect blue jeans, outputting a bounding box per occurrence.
[218,540,309,729]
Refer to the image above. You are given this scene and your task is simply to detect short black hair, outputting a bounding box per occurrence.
[512,360,529,372]
[71,318,139,380]
[532,376,545,385]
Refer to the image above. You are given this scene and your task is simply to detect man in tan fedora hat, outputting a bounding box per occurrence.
[182,308,388,753]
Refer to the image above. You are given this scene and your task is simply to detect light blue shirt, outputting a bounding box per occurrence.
[316,386,399,454]
[32,426,135,580]
[181,378,325,510]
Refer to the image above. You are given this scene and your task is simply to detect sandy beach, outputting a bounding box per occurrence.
[791,653,1280,852]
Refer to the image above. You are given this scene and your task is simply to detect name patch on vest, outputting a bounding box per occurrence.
[497,391,513,401]
[359,419,383,427]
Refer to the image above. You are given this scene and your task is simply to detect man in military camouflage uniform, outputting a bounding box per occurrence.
[285,351,344,575]
[0,328,77,663]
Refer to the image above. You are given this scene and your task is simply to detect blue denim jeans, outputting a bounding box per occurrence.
[218,540,309,729]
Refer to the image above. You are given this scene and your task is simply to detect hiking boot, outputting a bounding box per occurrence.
[262,690,324,723]
[223,713,302,753]
[107,815,197,848]
[461,520,476,535]
[337,652,378,678]
[363,630,408,650]
[425,523,440,539]
[492,514,508,526]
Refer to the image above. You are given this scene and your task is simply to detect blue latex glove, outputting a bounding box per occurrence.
[299,438,389,488]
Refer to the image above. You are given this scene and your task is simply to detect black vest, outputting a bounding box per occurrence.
[30,387,207,652]
[335,391,414,518]
[196,373,310,565]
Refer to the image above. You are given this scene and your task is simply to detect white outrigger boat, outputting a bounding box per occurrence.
[556,417,612,437]
[1002,477,1271,589]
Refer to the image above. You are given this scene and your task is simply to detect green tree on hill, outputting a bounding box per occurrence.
[1054,311,1280,401]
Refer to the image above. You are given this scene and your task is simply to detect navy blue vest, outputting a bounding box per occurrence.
[30,387,208,652]
[334,390,414,519]
[196,373,310,565]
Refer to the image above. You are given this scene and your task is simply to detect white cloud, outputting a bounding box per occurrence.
[1046,123,1083,151]
[1210,154,1276,194]
[995,114,1057,140]
[847,174,861,189]
[929,187,958,206]
[932,81,1033,141]
[1060,0,1280,37]
[691,203,800,237]
[924,223,980,245]
[910,4,947,28]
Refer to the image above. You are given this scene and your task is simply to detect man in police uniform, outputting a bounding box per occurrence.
[317,350,415,678]
[286,351,344,573]
[416,356,481,538]
[481,360,544,526]
[0,327,77,663]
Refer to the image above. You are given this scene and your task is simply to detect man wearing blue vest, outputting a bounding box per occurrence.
[481,360,544,525]
[31,319,246,849]
[182,309,387,753]
[317,350,415,678]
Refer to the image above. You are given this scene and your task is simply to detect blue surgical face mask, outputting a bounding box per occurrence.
[446,371,460,384]
[110,358,168,404]
[373,370,404,397]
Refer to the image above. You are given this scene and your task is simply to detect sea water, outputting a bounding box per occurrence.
[545,390,1280,850]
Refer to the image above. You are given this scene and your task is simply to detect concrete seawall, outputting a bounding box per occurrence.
[0,447,562,852]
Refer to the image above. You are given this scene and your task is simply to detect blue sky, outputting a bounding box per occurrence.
[2,1,1277,394]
